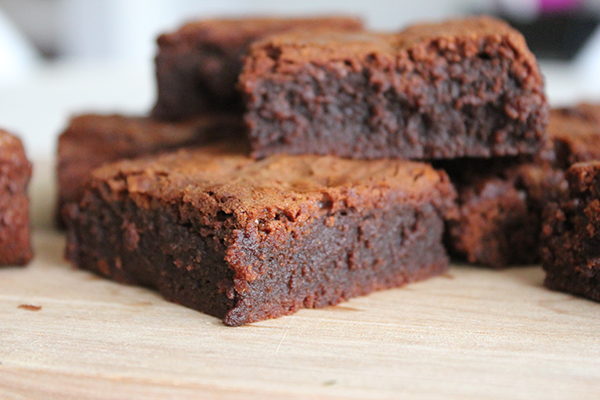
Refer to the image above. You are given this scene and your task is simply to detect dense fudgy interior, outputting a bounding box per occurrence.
[443,159,565,268]
[223,197,449,325]
[66,184,449,326]
[65,190,238,319]
[542,162,600,301]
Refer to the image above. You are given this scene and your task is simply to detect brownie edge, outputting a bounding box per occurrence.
[65,144,456,326]
[0,130,32,266]
[541,162,600,301]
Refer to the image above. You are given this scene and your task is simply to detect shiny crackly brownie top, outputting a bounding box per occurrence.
[243,16,540,81]
[88,142,456,224]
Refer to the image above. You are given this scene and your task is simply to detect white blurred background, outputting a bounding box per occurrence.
[0,0,599,228]
[0,0,598,61]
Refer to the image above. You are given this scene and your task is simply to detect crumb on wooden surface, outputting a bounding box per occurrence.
[18,304,42,311]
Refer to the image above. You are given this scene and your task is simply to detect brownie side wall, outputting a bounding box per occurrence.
[0,137,32,266]
[447,179,536,268]
[66,178,453,326]
[0,191,32,266]
[541,164,600,301]
[447,163,566,268]
[223,194,451,326]
[243,40,548,160]
[65,189,237,319]
[152,44,245,120]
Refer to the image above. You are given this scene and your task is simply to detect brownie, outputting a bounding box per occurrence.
[541,162,600,301]
[57,112,244,226]
[64,144,456,326]
[442,104,600,268]
[240,16,549,160]
[0,130,32,266]
[548,103,600,169]
[152,17,363,120]
[444,158,566,268]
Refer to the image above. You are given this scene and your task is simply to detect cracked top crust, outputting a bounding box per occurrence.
[87,143,456,225]
[242,16,542,89]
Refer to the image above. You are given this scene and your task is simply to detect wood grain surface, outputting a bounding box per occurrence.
[1,231,600,400]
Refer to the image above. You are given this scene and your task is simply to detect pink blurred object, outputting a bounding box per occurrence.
[539,0,583,13]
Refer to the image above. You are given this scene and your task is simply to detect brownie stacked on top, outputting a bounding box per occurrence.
[62,15,554,325]
[240,17,548,160]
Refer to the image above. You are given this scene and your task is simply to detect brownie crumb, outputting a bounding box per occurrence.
[18,304,41,311]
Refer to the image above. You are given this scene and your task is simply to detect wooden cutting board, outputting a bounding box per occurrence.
[1,230,599,400]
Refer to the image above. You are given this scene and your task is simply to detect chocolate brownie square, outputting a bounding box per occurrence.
[57,112,243,226]
[64,144,456,326]
[152,17,363,120]
[548,103,600,168]
[240,16,548,160]
[444,158,565,268]
[0,130,32,266]
[542,162,600,301]
[441,104,600,268]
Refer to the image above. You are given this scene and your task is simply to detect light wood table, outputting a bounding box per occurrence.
[2,230,599,399]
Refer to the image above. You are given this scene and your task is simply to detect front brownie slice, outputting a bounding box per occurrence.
[541,162,600,301]
[57,112,243,226]
[241,16,548,160]
[65,144,456,326]
[152,17,363,120]
[443,158,565,268]
[548,103,600,168]
[0,130,32,266]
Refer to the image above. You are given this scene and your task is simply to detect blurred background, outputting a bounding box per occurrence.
[2,0,600,62]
